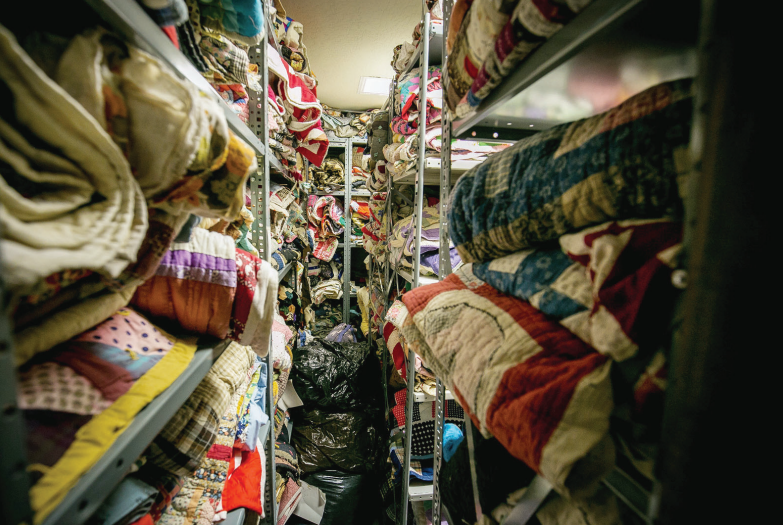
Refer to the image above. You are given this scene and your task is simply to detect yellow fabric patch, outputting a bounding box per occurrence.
[30,338,197,524]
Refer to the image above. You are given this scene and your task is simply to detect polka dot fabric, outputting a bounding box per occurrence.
[74,307,175,356]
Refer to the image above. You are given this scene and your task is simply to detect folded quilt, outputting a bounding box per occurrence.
[449,79,693,263]
[0,25,146,295]
[27,327,197,523]
[147,342,255,477]
[400,265,615,496]
[132,228,237,339]
[463,0,594,116]
[158,366,249,525]
[474,219,682,361]
[132,229,277,357]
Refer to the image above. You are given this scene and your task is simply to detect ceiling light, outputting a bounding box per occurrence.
[358,77,392,95]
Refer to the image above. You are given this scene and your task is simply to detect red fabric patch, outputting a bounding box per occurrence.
[221,448,264,515]
[402,272,468,315]
[206,443,233,461]
[230,249,260,341]
[483,299,608,472]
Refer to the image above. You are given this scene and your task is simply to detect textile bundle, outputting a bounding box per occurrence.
[399,265,615,497]
[449,79,693,263]
[132,227,278,358]
[388,389,465,459]
[306,195,345,262]
[309,158,345,192]
[390,206,462,278]
[447,0,594,117]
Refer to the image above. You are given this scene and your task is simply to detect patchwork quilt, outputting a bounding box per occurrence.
[400,265,615,496]
[449,79,693,263]
[473,219,682,361]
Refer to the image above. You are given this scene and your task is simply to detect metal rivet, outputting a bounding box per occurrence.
[672,269,688,289]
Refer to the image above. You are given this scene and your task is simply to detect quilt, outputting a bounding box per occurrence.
[473,219,682,361]
[449,79,693,263]
[400,265,615,496]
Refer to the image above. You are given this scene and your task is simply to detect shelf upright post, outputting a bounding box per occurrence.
[402,6,431,525]
[0,246,33,525]
[248,4,277,521]
[431,1,454,523]
[343,141,352,321]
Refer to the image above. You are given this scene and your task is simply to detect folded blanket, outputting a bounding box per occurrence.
[0,25,146,295]
[449,79,693,263]
[27,325,197,523]
[474,219,682,361]
[463,0,594,116]
[147,342,255,477]
[400,265,615,496]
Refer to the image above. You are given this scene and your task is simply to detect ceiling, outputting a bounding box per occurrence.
[283,0,422,111]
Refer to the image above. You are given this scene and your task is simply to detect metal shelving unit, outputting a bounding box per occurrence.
[309,136,368,322]
[432,0,702,523]
[0,0,289,523]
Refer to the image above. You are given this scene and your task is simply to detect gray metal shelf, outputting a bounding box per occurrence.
[451,0,685,136]
[82,0,287,175]
[40,346,216,525]
[400,21,444,77]
[277,261,294,283]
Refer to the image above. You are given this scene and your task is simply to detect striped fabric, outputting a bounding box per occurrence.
[449,79,693,263]
[147,342,255,477]
[401,265,614,496]
[473,219,682,361]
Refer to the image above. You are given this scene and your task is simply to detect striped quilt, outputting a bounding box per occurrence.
[400,265,615,496]
[449,79,693,263]
[473,219,682,361]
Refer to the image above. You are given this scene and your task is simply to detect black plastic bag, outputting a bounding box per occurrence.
[291,408,382,474]
[292,338,381,411]
[289,470,382,525]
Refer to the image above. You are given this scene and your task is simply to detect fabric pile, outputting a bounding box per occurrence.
[383,66,443,182]
[309,158,345,193]
[396,79,693,521]
[446,0,595,119]
[161,0,329,179]
[389,205,462,280]
[320,106,378,139]
[0,24,258,367]
[306,195,345,262]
